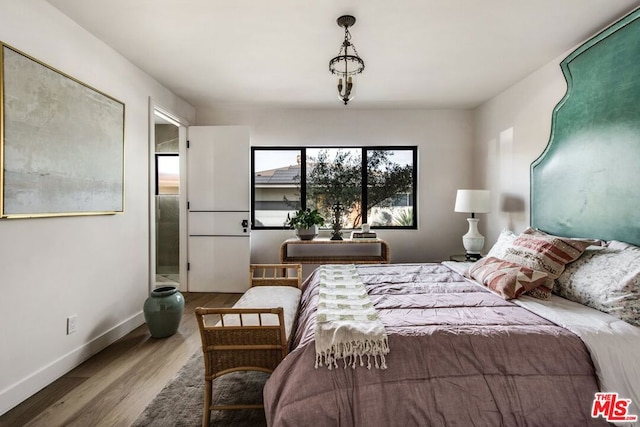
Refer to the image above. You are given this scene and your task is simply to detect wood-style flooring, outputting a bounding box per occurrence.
[0,292,241,427]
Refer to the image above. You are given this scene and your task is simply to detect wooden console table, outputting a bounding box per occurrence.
[280,238,390,264]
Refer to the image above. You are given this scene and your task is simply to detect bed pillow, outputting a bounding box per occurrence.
[500,230,593,294]
[485,228,517,259]
[467,257,550,300]
[555,241,640,327]
[523,227,605,248]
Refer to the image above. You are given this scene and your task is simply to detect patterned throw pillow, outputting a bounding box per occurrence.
[556,241,640,327]
[501,230,593,294]
[467,257,550,300]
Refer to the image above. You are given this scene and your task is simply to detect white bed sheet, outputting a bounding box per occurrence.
[514,295,640,426]
[443,261,640,425]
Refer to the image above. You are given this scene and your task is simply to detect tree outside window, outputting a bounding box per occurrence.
[306,148,362,228]
[366,149,414,227]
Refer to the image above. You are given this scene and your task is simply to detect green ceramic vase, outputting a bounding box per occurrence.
[143,286,185,338]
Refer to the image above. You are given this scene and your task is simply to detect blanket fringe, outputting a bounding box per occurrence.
[315,338,389,370]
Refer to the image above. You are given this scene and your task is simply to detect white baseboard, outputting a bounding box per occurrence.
[0,311,145,416]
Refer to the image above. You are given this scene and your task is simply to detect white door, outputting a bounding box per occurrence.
[187,126,250,292]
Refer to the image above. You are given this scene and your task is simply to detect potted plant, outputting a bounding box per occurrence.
[285,208,326,240]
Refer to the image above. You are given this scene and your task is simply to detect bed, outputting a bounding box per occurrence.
[264,8,640,426]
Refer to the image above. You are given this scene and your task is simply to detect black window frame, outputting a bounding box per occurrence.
[251,146,418,230]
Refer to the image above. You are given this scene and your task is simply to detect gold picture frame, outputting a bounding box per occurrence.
[0,43,125,218]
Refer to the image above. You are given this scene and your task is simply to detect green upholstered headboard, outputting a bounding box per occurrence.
[530,8,640,246]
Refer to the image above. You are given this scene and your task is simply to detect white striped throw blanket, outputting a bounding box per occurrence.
[315,264,389,370]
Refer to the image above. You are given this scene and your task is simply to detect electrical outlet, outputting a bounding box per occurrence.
[67,315,77,335]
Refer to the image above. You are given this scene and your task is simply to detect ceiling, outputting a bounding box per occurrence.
[48,0,640,110]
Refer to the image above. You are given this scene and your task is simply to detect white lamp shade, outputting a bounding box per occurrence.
[454,189,491,214]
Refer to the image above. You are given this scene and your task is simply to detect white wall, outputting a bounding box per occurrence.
[473,55,568,245]
[197,107,475,269]
[0,0,195,414]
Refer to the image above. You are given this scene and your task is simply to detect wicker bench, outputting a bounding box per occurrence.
[249,263,302,287]
[195,282,301,426]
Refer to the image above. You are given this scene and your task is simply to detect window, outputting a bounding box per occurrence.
[365,149,415,227]
[156,154,180,195]
[252,147,417,229]
[253,149,301,227]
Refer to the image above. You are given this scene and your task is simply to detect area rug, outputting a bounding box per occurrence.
[133,351,268,426]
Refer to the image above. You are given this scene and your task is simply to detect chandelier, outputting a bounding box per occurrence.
[329,15,365,105]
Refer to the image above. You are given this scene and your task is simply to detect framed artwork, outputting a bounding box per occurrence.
[0,43,125,218]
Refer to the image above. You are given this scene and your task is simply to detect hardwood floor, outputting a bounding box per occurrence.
[0,292,242,427]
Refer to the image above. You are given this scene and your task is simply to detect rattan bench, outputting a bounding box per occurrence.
[195,284,302,426]
[249,263,302,288]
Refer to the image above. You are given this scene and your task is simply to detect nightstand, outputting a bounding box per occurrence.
[450,254,483,262]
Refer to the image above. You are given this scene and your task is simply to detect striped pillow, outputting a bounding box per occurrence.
[467,257,550,300]
[501,231,593,295]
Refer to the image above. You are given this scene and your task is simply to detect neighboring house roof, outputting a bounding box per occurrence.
[255,164,300,186]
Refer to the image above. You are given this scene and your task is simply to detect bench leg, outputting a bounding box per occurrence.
[203,379,212,427]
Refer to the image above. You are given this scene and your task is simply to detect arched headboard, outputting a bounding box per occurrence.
[530,8,640,246]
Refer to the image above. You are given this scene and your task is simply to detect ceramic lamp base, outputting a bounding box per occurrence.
[462,217,485,258]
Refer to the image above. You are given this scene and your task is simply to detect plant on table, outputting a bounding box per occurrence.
[285,209,326,240]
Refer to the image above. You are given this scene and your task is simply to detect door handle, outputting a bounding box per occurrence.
[241,219,249,232]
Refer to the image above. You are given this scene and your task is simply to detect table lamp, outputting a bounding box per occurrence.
[454,189,490,261]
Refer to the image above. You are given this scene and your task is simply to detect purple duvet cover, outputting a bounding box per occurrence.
[263,263,606,426]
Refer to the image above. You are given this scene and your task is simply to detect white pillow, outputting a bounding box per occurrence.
[485,229,516,259]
